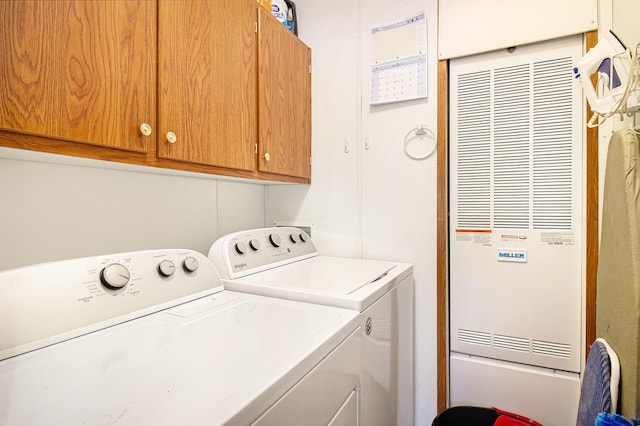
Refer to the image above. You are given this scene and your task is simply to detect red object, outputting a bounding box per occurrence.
[493,407,544,426]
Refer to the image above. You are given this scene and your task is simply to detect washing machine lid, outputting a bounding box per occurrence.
[224,256,406,311]
[0,291,359,425]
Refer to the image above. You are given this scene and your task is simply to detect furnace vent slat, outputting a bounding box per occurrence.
[457,329,492,346]
[494,334,531,352]
[532,340,572,359]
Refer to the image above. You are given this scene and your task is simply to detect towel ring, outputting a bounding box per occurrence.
[403,125,436,160]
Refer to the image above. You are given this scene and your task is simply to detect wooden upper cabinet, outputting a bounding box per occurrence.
[0,0,311,182]
[157,0,257,171]
[0,1,156,153]
[258,8,311,179]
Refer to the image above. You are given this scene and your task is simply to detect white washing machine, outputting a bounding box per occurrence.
[0,249,361,425]
[208,227,415,426]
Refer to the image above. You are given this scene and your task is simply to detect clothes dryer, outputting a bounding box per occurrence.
[209,227,415,426]
[0,249,360,425]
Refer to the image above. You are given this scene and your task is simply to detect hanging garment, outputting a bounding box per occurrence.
[596,127,640,419]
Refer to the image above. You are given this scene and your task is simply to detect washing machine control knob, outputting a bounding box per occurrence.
[183,257,199,272]
[299,232,308,243]
[249,239,260,251]
[100,263,131,290]
[289,233,299,244]
[269,233,281,247]
[158,260,176,277]
[234,241,247,255]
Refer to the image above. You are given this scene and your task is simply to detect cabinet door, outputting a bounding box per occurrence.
[0,1,155,153]
[258,9,311,179]
[157,0,257,171]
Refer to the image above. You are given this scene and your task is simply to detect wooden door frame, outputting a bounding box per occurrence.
[435,30,599,412]
[436,58,449,412]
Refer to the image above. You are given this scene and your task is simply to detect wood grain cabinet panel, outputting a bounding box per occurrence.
[258,8,311,179]
[157,0,257,171]
[0,0,155,153]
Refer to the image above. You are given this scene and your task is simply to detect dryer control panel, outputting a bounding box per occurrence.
[0,249,222,361]
[208,227,317,279]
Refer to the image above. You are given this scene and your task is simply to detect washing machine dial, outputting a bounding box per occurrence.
[289,233,299,244]
[249,239,260,251]
[299,232,308,243]
[183,256,199,272]
[269,233,281,248]
[100,263,130,290]
[158,260,176,277]
[234,241,247,255]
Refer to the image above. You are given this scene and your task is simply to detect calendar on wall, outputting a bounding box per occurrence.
[369,11,428,105]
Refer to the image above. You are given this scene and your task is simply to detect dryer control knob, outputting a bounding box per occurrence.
[100,263,130,290]
[183,257,199,273]
[235,241,247,255]
[249,239,260,251]
[158,260,176,277]
[290,233,299,244]
[299,232,308,243]
[269,233,281,247]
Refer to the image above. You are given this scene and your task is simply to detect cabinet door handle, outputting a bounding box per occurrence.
[139,123,152,136]
[166,132,177,144]
[263,152,271,162]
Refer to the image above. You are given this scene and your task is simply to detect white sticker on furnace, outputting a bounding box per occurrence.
[496,248,527,263]
[541,231,575,245]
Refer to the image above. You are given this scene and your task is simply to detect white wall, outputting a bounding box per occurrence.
[264,0,361,257]
[265,0,440,423]
[360,3,439,422]
[612,0,640,48]
[0,148,265,271]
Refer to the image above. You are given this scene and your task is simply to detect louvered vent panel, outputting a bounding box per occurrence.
[456,71,491,229]
[457,328,492,346]
[532,58,574,230]
[493,64,531,229]
[494,334,530,352]
[458,330,573,359]
[454,57,575,231]
[532,340,572,359]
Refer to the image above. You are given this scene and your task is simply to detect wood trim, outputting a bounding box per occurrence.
[0,130,310,184]
[436,58,448,414]
[585,29,599,359]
